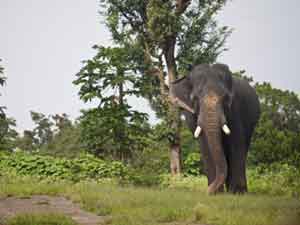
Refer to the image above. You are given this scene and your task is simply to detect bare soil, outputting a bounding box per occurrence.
[0,195,107,225]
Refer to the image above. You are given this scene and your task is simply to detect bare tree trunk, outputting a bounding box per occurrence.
[164,35,182,175]
[169,119,182,175]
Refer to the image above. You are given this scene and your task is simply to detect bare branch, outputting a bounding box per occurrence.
[175,0,191,15]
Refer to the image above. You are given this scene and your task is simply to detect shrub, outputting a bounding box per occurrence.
[0,152,128,182]
[248,163,300,197]
[6,213,78,225]
[183,152,204,176]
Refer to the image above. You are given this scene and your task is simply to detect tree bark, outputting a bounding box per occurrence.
[169,116,182,175]
[164,35,183,175]
[170,133,182,175]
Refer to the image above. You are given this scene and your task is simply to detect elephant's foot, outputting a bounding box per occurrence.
[207,175,226,195]
[231,186,247,194]
[226,182,247,194]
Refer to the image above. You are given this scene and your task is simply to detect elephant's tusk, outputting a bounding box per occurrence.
[194,126,202,138]
[222,124,231,135]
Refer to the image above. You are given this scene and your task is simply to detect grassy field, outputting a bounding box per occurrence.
[1,174,300,225]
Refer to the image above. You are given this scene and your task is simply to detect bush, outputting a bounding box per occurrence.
[0,152,129,182]
[183,152,204,176]
[6,213,78,225]
[248,163,300,197]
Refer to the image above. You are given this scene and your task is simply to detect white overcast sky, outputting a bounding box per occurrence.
[0,0,299,131]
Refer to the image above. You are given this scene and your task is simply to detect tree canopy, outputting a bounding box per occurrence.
[75,0,231,173]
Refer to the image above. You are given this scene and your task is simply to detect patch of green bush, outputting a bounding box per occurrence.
[159,164,300,197]
[0,152,128,182]
[183,152,204,176]
[6,213,78,225]
[1,151,299,197]
[248,163,300,197]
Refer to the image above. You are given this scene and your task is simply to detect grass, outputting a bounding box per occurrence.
[0,173,300,225]
[5,213,78,225]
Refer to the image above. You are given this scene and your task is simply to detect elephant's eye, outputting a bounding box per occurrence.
[223,94,232,108]
[190,93,195,102]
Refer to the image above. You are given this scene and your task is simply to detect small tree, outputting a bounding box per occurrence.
[30,111,54,147]
[52,113,72,133]
[15,130,36,152]
[0,59,7,140]
[74,46,149,161]
[99,0,231,173]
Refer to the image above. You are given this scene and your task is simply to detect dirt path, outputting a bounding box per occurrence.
[0,195,107,225]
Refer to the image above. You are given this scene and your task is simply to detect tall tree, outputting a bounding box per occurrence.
[74,46,149,161]
[0,59,5,86]
[0,58,8,146]
[99,0,231,174]
[0,59,18,151]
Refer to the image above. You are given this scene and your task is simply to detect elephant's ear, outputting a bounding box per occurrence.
[212,64,234,105]
[171,76,195,113]
[212,64,233,92]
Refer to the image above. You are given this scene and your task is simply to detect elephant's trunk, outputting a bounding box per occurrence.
[200,95,228,194]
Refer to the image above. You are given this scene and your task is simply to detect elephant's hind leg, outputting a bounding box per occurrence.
[225,145,248,194]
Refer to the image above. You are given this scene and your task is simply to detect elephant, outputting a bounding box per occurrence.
[172,63,260,194]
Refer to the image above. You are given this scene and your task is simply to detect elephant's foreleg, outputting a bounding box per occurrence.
[199,138,224,193]
[199,138,215,185]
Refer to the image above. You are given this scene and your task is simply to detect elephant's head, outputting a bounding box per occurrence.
[172,64,234,194]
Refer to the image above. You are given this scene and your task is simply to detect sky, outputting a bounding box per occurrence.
[0,0,299,132]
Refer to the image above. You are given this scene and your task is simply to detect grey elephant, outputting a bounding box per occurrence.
[172,63,260,194]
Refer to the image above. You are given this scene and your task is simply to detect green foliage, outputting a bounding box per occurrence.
[0,152,129,182]
[0,59,17,152]
[30,111,54,147]
[233,71,300,167]
[6,213,78,225]
[15,113,82,157]
[248,163,300,197]
[99,1,231,175]
[42,115,82,157]
[100,0,231,114]
[250,81,300,167]
[14,130,36,152]
[0,117,18,151]
[147,0,180,42]
[183,152,203,176]
[74,46,149,161]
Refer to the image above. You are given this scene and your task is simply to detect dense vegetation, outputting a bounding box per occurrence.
[1,1,300,224]
[1,76,299,176]
[1,151,299,197]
